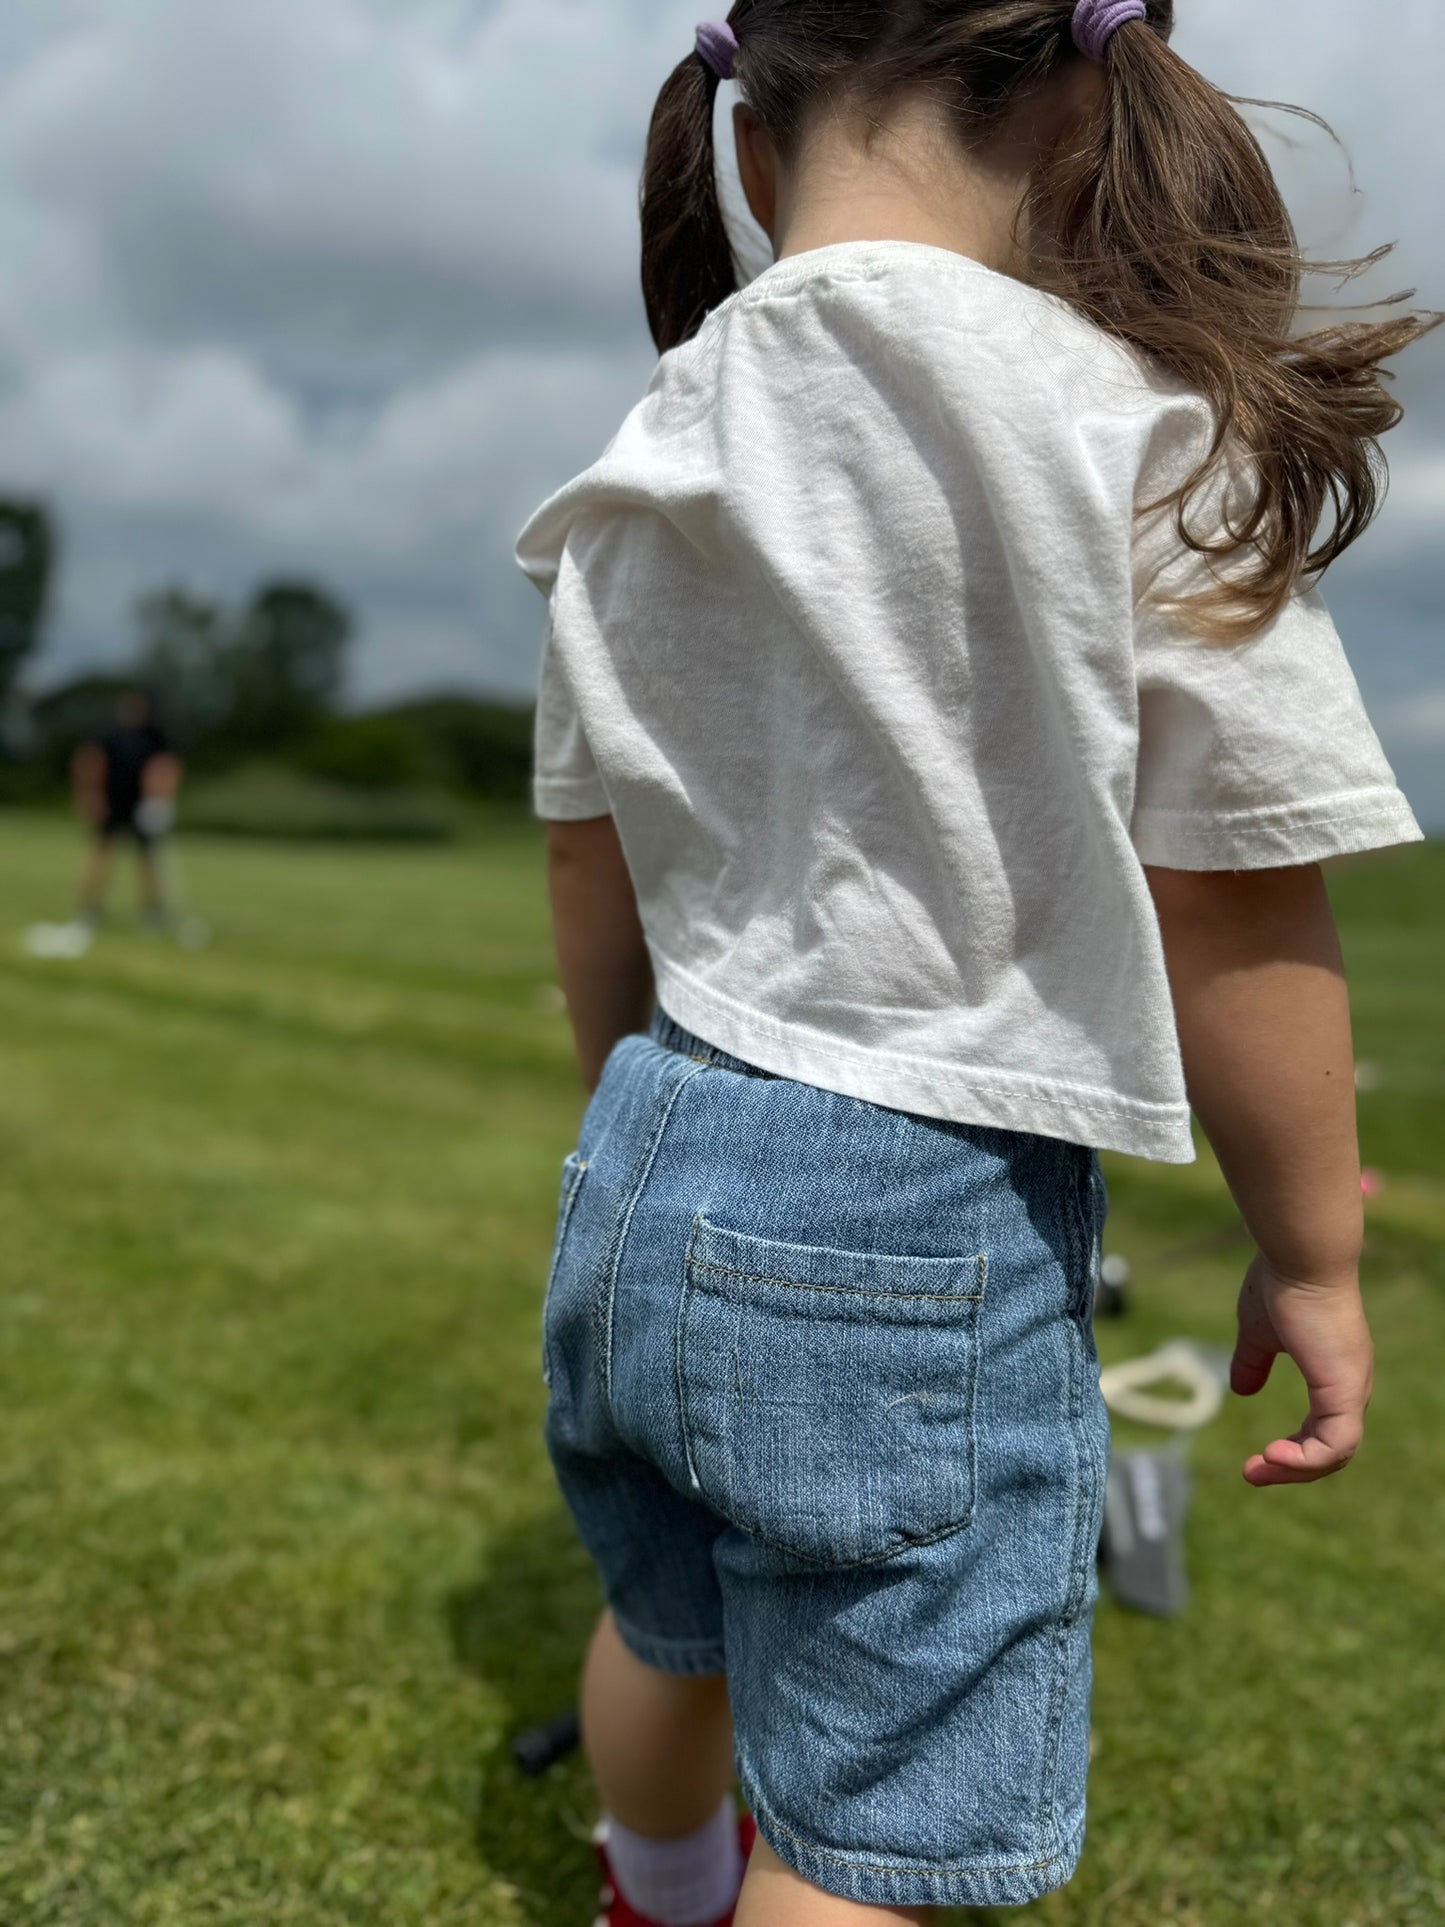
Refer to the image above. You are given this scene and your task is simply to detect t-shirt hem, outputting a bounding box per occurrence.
[651,952,1197,1166]
[1131,788,1423,872]
[532,773,611,821]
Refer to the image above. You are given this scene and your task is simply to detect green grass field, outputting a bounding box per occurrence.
[1,814,1441,1926]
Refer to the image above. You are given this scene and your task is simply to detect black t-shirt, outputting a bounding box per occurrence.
[100,723,171,819]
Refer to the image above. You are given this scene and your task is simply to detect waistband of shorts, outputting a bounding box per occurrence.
[649,1006,778,1081]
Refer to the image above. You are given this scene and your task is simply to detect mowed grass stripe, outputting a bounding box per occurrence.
[0,818,1441,1924]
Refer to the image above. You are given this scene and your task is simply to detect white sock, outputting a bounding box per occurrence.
[602,1799,743,1926]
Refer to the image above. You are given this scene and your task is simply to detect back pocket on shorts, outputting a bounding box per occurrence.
[678,1215,987,1570]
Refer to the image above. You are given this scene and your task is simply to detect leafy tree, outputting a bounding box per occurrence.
[132,579,353,765]
[297,714,433,792]
[0,498,55,714]
[224,583,351,756]
[385,696,534,800]
[133,588,232,755]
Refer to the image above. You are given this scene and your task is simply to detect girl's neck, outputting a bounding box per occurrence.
[769,90,1088,283]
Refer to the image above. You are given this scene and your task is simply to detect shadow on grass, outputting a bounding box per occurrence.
[445,1500,603,1923]
[443,1503,1010,1926]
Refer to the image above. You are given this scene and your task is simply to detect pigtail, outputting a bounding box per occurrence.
[1034,11,1439,639]
[641,50,740,353]
[636,1,1435,633]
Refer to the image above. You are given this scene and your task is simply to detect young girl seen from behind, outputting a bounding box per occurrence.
[516,4,1432,1921]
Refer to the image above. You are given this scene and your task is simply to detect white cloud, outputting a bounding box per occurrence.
[0,0,694,694]
[0,341,640,554]
[0,334,650,698]
[1384,449,1445,530]
[0,0,697,383]
[1378,689,1445,745]
[0,0,1438,782]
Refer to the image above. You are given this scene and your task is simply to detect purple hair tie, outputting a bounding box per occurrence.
[1072,0,1147,61]
[695,20,739,81]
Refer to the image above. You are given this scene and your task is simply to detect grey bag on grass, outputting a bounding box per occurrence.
[1101,1449,1191,1618]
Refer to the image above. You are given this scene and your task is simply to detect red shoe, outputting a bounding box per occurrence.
[592,1815,759,1927]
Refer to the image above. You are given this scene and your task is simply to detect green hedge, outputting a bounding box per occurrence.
[183,766,460,843]
[15,685,537,813]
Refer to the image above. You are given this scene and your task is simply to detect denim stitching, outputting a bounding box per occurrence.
[602,1059,712,1413]
[741,1763,1084,1881]
[653,1012,765,1080]
[677,1232,986,1570]
[684,1256,985,1305]
[677,1483,979,1574]
[540,1155,588,1388]
[961,1250,986,1559]
[611,1608,726,1676]
[676,1214,706,1493]
[1037,1152,1102,1848]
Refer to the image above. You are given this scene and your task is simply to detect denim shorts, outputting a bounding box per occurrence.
[542,1010,1110,1910]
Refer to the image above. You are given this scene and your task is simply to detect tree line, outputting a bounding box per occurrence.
[0,497,532,808]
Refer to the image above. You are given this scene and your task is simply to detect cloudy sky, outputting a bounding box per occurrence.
[2,0,1442,819]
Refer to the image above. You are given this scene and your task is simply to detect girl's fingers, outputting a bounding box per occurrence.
[1229,1331,1277,1397]
[1242,1413,1365,1485]
[1230,1284,1279,1397]
[1236,1262,1372,1483]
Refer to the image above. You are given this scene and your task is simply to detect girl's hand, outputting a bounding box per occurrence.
[1231,1254,1374,1487]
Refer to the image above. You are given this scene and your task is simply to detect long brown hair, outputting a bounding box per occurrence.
[641,2,1437,639]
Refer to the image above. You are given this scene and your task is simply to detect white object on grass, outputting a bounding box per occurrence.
[135,796,178,839]
[1100,1340,1228,1432]
[23,921,96,961]
[150,830,212,952]
[175,914,212,952]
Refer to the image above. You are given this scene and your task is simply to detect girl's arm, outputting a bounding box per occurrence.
[547,816,655,1092]
[142,751,184,802]
[1146,863,1373,1487]
[71,743,107,826]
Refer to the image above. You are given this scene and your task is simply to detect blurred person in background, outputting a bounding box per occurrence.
[71,686,184,930]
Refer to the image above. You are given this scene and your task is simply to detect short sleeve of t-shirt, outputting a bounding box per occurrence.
[533,619,609,822]
[1130,500,1421,873]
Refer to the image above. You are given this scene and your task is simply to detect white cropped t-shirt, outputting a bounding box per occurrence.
[516,241,1420,1163]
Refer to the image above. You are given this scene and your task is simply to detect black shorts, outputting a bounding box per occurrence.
[99,811,155,848]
